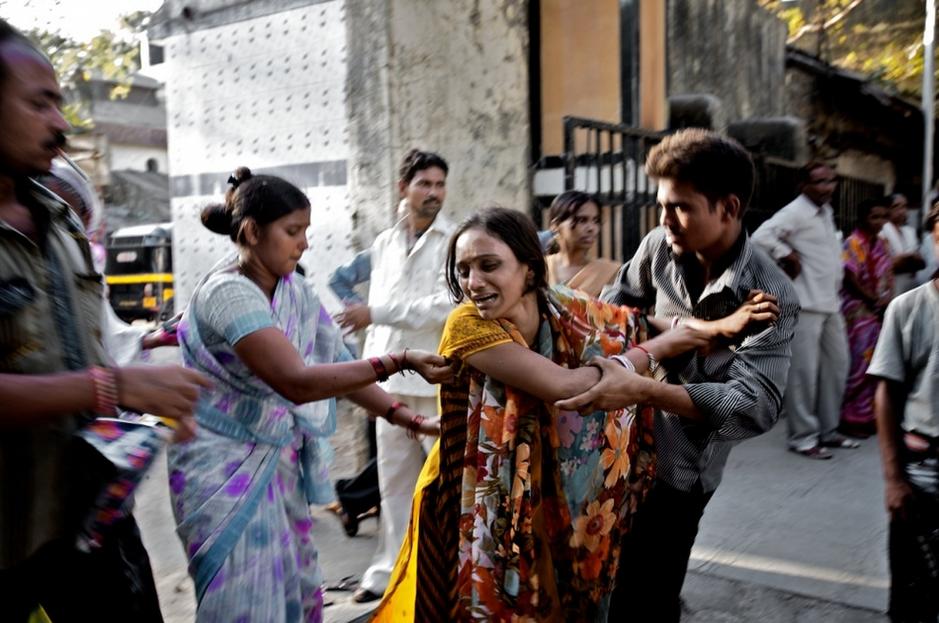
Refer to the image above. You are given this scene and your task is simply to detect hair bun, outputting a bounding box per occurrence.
[201,203,234,236]
[227,166,253,189]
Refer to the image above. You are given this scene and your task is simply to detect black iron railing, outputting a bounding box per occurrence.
[748,155,884,237]
[545,119,885,261]
[746,155,802,234]
[559,116,661,262]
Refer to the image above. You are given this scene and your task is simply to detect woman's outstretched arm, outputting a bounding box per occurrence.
[234,328,453,404]
[343,383,440,436]
[463,343,600,403]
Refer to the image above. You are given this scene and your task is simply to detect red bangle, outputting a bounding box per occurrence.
[388,352,402,374]
[633,344,659,374]
[384,400,407,422]
[407,414,426,439]
[89,365,118,416]
[400,348,416,376]
[369,356,389,382]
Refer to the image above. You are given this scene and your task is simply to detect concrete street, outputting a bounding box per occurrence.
[135,347,890,622]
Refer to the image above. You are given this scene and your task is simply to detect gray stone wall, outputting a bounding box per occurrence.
[667,0,787,124]
[345,0,396,248]
[346,0,531,240]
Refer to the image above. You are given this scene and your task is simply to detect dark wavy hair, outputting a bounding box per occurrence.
[201,167,310,242]
[0,18,44,90]
[445,206,548,303]
[645,128,755,218]
[398,149,449,184]
[855,195,891,230]
[548,190,599,225]
[926,202,939,233]
[799,160,836,185]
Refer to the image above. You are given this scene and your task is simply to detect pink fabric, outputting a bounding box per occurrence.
[839,230,893,426]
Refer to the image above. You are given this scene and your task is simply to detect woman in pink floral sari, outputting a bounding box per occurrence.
[839,197,894,438]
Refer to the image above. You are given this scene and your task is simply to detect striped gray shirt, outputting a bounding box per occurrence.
[603,227,799,493]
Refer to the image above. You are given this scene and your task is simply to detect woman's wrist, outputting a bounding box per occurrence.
[634,344,659,375]
[405,413,426,439]
[385,402,426,438]
[388,349,415,376]
[383,400,408,424]
[633,338,669,366]
[368,356,390,382]
[387,352,402,374]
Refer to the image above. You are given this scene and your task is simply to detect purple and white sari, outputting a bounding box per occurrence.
[169,260,349,622]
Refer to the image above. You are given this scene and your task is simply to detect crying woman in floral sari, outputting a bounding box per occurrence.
[374,208,718,622]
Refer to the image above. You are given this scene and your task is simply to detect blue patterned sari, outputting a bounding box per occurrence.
[169,261,350,622]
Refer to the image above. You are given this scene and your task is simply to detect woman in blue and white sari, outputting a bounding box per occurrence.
[168,167,453,622]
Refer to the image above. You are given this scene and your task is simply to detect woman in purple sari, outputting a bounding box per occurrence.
[839,196,893,438]
[168,168,454,622]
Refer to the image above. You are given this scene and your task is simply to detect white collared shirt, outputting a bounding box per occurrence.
[881,221,920,294]
[751,193,843,313]
[916,232,938,285]
[362,213,456,396]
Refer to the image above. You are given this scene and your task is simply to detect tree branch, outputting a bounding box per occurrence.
[787,0,867,45]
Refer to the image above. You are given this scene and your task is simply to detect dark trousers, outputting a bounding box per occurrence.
[335,418,380,518]
[336,457,380,518]
[609,478,713,623]
[888,450,939,623]
[0,515,163,623]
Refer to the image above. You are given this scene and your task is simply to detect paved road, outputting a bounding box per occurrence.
[135,346,890,621]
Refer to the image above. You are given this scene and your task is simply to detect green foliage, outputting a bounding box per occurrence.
[759,0,931,101]
[23,11,152,130]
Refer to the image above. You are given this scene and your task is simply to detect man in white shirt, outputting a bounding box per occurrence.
[880,193,924,295]
[916,213,938,285]
[752,162,852,459]
[333,149,455,602]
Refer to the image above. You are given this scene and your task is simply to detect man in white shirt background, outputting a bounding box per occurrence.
[333,149,455,602]
[916,211,938,285]
[880,193,925,295]
[752,162,853,459]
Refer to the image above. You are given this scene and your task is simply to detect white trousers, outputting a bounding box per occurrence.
[359,393,436,594]
[784,310,850,451]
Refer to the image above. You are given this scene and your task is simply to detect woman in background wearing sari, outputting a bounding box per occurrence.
[168,168,453,622]
[544,191,620,298]
[375,207,776,622]
[839,196,894,439]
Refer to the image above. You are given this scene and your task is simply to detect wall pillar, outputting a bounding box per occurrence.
[639,0,667,130]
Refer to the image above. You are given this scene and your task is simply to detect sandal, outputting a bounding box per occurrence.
[821,435,861,449]
[839,421,876,439]
[352,587,382,603]
[790,445,832,460]
[324,575,359,592]
[339,510,359,538]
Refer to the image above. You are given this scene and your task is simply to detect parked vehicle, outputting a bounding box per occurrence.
[105,223,174,322]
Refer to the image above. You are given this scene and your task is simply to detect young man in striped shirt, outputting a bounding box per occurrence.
[559,129,799,622]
